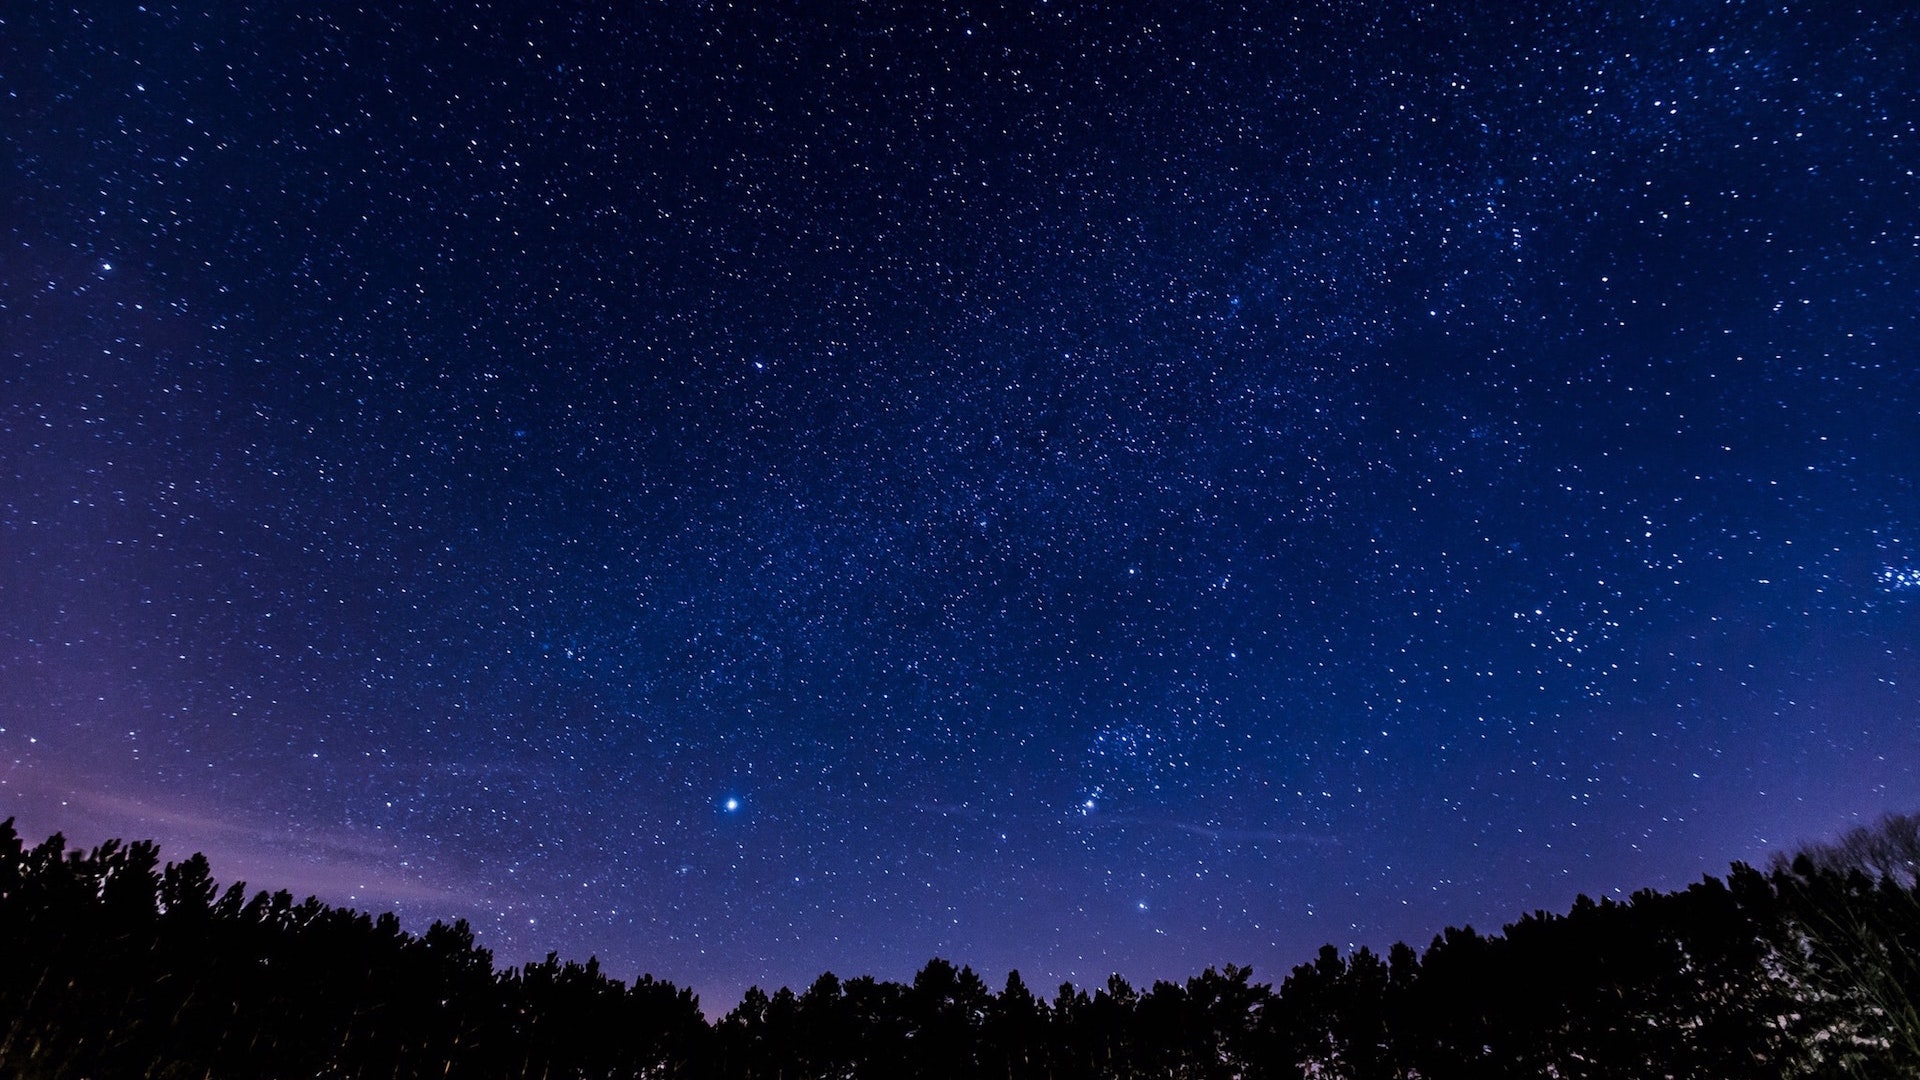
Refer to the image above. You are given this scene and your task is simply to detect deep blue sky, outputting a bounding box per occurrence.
[4,0,1917,1011]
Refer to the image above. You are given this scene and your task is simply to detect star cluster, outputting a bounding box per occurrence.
[3,1,1917,1008]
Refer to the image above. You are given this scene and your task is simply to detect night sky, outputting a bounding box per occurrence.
[4,1,1918,1010]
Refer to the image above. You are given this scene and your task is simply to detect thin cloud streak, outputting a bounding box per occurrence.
[1,768,480,908]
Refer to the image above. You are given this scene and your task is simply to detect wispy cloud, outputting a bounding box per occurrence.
[1,767,482,908]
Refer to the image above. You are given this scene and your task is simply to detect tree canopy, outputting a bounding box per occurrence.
[2,812,1916,1078]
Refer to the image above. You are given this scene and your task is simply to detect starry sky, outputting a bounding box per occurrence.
[4,0,1918,1010]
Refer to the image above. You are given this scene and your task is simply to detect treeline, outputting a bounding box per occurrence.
[1,814,1916,1079]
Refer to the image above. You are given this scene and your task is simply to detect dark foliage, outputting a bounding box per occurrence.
[0,819,705,1078]
[2,814,1915,1078]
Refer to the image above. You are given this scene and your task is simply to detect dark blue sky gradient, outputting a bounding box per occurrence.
[4,0,1917,1010]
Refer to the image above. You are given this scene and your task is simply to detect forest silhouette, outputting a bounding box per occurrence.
[1,813,1915,1078]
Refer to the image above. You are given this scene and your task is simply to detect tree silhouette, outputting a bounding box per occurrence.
[3,815,1915,1077]
[982,969,1048,1080]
